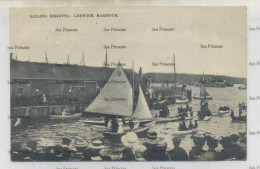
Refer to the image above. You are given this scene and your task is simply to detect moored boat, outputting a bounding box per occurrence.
[49,113,81,121]
[175,98,189,104]
[238,84,247,90]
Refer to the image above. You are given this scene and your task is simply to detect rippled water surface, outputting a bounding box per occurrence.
[11,86,247,160]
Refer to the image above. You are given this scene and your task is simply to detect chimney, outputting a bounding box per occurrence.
[139,67,142,79]
[10,53,13,60]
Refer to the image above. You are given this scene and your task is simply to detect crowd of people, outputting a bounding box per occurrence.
[120,130,246,161]
[11,129,246,161]
[11,89,96,107]
[11,137,111,161]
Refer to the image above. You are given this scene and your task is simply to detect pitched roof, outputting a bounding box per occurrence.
[11,60,138,83]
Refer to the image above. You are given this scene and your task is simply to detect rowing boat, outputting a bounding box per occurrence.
[173,128,197,135]
[49,113,81,121]
[219,110,230,114]
[175,98,189,104]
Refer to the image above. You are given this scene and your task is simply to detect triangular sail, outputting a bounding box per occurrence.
[85,64,133,117]
[200,85,209,97]
[132,85,152,120]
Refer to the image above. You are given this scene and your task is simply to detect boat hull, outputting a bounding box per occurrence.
[49,113,81,121]
[155,117,181,123]
[173,128,197,135]
[175,99,189,104]
[238,87,247,90]
[79,120,106,126]
[219,110,230,114]
[202,116,212,121]
[193,96,213,100]
[231,116,246,122]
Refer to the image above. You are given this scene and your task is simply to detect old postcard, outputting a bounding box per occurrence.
[9,6,247,163]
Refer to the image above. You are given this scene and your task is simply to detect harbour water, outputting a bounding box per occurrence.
[11,86,247,160]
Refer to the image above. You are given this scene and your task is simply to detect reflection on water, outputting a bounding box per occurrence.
[11,86,246,160]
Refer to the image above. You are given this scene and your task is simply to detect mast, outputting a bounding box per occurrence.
[203,69,204,81]
[132,60,134,113]
[173,53,176,88]
[67,55,70,65]
[104,48,108,67]
[45,52,48,63]
[80,50,85,66]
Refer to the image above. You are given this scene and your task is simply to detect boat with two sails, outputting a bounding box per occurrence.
[83,63,153,137]
[193,85,213,100]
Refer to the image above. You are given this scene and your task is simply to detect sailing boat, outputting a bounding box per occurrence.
[172,54,189,104]
[193,85,213,99]
[84,63,152,135]
[132,85,153,123]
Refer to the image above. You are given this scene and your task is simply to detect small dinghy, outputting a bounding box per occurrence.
[202,116,212,121]
[175,98,189,104]
[184,116,193,121]
[230,111,246,122]
[13,117,22,127]
[193,96,213,100]
[238,84,247,90]
[173,128,197,135]
[49,113,81,121]
[219,110,230,114]
[218,106,230,114]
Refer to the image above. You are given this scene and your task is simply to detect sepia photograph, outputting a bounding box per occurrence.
[9,7,247,162]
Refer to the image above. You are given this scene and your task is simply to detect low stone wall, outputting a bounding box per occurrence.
[11,104,85,120]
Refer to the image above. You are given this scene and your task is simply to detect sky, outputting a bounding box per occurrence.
[10,7,247,77]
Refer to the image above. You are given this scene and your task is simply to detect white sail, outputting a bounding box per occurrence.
[85,64,133,117]
[132,85,152,120]
[200,85,210,97]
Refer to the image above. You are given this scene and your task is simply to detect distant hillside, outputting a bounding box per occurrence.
[143,72,246,84]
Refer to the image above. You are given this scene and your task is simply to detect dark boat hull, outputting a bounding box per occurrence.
[231,116,246,122]
[193,96,213,100]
